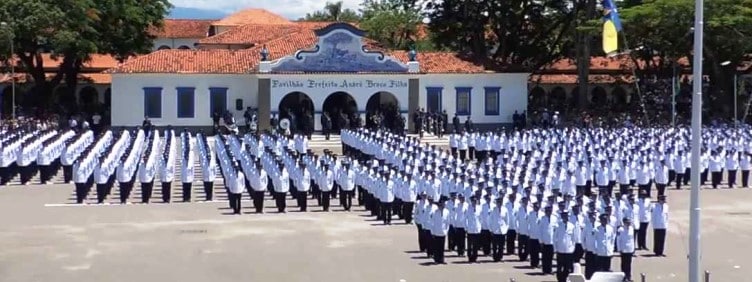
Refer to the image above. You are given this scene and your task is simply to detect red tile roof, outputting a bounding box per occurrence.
[213,9,291,26]
[391,51,488,73]
[151,19,214,38]
[529,74,635,84]
[109,49,259,74]
[0,72,111,84]
[198,24,302,45]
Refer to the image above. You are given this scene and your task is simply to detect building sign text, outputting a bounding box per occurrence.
[271,79,408,90]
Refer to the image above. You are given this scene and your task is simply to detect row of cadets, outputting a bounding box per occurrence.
[117,129,145,204]
[196,132,217,201]
[395,171,417,223]
[159,127,176,203]
[38,130,75,184]
[18,129,58,185]
[294,134,308,155]
[222,135,245,214]
[73,130,113,204]
[95,130,129,203]
[213,134,233,207]
[292,152,311,212]
[138,130,160,203]
[0,131,29,185]
[61,131,95,183]
[180,129,195,202]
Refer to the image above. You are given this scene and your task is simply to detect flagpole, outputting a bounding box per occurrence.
[689,0,703,281]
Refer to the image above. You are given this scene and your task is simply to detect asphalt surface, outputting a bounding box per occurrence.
[0,183,749,282]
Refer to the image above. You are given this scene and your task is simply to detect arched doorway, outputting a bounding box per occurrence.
[54,86,77,113]
[550,87,566,110]
[529,87,546,108]
[157,45,171,50]
[322,92,357,133]
[79,86,99,114]
[177,45,191,50]
[366,91,401,131]
[571,86,580,108]
[278,92,314,134]
[590,86,607,105]
[103,88,112,125]
[1,86,13,118]
[612,86,627,105]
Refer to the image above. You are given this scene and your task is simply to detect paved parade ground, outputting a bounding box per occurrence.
[0,183,749,282]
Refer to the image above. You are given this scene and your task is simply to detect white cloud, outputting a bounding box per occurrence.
[169,0,363,19]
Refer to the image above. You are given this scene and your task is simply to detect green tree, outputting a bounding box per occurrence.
[0,0,170,111]
[424,0,578,72]
[619,0,752,115]
[301,1,361,22]
[359,0,423,50]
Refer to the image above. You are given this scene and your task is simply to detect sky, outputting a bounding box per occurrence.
[169,0,363,20]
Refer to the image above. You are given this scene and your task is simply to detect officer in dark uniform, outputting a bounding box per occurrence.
[414,109,423,137]
[452,114,461,132]
[142,117,152,133]
[464,116,474,132]
[321,112,332,140]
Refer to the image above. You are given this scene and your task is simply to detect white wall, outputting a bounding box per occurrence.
[419,73,529,124]
[111,73,257,127]
[152,38,201,51]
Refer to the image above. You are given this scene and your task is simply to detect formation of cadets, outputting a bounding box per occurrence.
[341,127,687,282]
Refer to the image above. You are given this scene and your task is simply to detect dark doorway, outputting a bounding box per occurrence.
[366,91,401,131]
[55,86,77,114]
[278,92,314,134]
[322,92,357,133]
[79,86,99,114]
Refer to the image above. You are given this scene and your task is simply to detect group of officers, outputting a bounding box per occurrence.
[339,127,678,282]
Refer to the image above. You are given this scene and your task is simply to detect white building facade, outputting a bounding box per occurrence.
[111,23,528,131]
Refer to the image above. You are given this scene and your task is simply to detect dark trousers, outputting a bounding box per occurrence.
[161,182,172,203]
[63,165,73,183]
[450,147,457,158]
[448,227,456,250]
[638,222,649,249]
[596,255,612,272]
[743,170,750,187]
[728,169,738,187]
[675,173,685,189]
[711,171,722,188]
[274,191,287,212]
[585,251,596,279]
[556,253,574,282]
[701,169,708,184]
[403,201,414,223]
[432,235,446,263]
[541,244,554,274]
[19,164,33,184]
[297,191,308,211]
[422,228,433,257]
[518,234,529,261]
[119,181,133,203]
[341,190,353,211]
[668,170,675,185]
[203,181,214,200]
[321,191,331,211]
[621,252,634,280]
[468,147,475,160]
[39,165,51,183]
[656,183,667,196]
[417,224,427,252]
[381,201,392,224]
[574,243,584,263]
[252,190,265,213]
[75,182,88,203]
[96,183,107,203]
[182,182,192,202]
[619,184,630,195]
[455,227,466,256]
[684,168,691,185]
[654,228,667,256]
[467,233,480,262]
[491,234,506,262]
[228,192,241,214]
[481,230,492,255]
[528,239,541,268]
[141,181,153,203]
[506,229,517,254]
[459,149,467,161]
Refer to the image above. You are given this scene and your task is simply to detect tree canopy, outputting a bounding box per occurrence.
[300,1,361,22]
[0,0,170,112]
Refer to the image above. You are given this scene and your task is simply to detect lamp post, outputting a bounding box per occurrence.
[689,0,704,281]
[721,61,737,127]
[0,22,14,119]
[672,61,677,126]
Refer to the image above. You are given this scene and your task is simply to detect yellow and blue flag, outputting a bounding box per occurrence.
[602,0,623,56]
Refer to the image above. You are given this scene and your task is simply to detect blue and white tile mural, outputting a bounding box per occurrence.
[270,24,409,73]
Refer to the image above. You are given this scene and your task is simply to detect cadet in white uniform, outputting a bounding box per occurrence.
[594,213,616,272]
[429,199,451,264]
[228,164,246,215]
[138,130,160,203]
[38,130,74,184]
[489,197,509,262]
[554,211,576,282]
[61,131,94,184]
[197,133,216,201]
[159,129,176,203]
[319,164,334,212]
[339,162,355,211]
[651,195,669,256]
[180,130,195,202]
[117,129,145,204]
[465,195,483,262]
[618,217,636,282]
